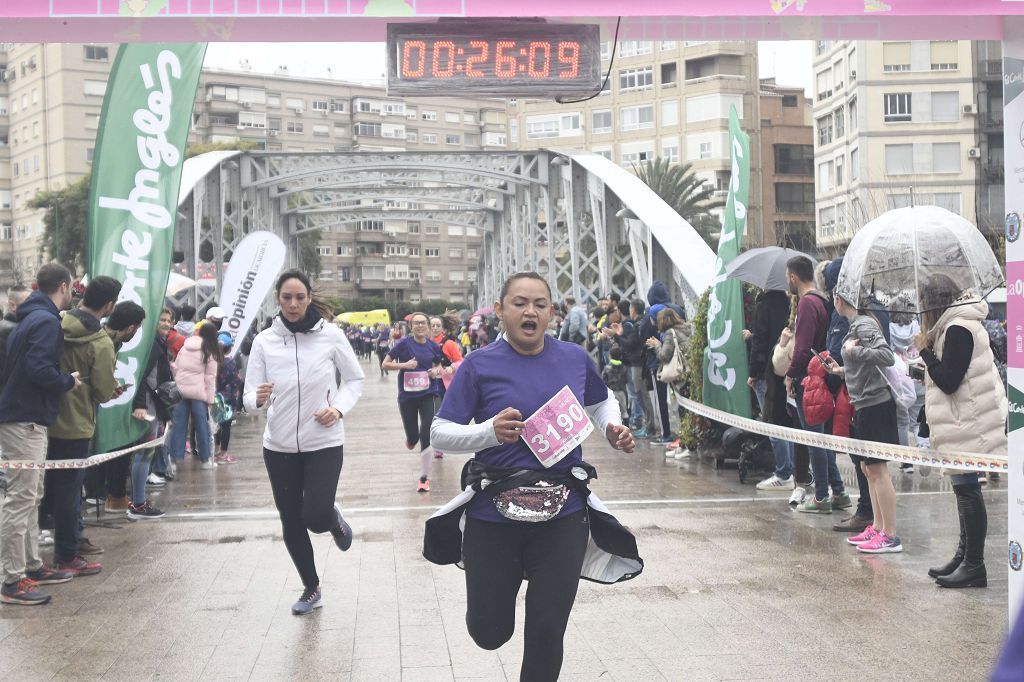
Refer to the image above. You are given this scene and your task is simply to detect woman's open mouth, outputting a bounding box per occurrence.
[521,320,538,334]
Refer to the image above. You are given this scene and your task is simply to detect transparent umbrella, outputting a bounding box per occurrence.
[833,206,1003,314]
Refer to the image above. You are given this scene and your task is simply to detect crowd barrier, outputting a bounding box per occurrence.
[675,396,1008,473]
[0,435,166,471]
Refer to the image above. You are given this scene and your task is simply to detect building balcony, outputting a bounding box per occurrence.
[207,98,241,113]
[383,278,413,290]
[355,230,388,243]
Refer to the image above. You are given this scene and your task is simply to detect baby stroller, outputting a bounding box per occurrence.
[720,426,776,484]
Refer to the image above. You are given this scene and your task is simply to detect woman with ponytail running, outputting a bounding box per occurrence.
[381,312,443,492]
[243,270,365,616]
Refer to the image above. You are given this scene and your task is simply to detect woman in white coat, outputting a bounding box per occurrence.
[243,269,365,615]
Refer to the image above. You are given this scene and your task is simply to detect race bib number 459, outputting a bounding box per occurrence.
[403,371,431,392]
[521,386,594,468]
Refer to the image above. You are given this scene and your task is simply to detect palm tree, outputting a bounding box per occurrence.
[633,157,724,249]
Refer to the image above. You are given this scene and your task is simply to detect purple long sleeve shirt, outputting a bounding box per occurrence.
[786,293,829,380]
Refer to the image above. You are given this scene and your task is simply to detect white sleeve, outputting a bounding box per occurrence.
[331,330,365,417]
[585,388,621,435]
[430,416,500,454]
[242,337,267,412]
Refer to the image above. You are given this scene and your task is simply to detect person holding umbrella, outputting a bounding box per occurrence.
[913,274,1006,587]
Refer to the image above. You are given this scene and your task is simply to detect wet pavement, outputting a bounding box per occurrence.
[0,355,1010,681]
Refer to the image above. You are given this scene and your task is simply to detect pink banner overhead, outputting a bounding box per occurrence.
[4,0,1024,18]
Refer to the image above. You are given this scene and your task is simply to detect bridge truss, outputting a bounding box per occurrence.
[175,149,716,316]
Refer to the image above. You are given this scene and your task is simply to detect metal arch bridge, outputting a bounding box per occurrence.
[175,149,717,314]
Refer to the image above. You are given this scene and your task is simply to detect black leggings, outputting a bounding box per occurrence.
[263,446,344,589]
[215,421,231,451]
[464,510,590,682]
[399,394,435,450]
[651,371,671,438]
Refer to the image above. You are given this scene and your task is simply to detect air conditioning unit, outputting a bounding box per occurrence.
[321,110,328,116]
[269,129,279,136]
[968,147,981,158]
[295,107,304,115]
[963,104,976,115]
[241,101,251,108]
[850,70,857,80]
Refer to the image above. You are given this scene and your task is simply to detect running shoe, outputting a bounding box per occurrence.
[633,428,650,438]
[900,463,914,474]
[126,502,165,520]
[330,503,353,552]
[665,439,680,450]
[846,525,877,546]
[291,586,323,616]
[788,485,810,506]
[830,492,853,510]
[0,578,50,605]
[433,450,444,459]
[215,453,239,465]
[56,556,102,577]
[417,476,430,493]
[664,448,678,458]
[25,566,74,585]
[755,475,795,491]
[673,448,693,459]
[857,532,903,554]
[38,530,53,547]
[651,436,674,445]
[796,497,832,514]
[200,460,218,470]
[146,473,166,487]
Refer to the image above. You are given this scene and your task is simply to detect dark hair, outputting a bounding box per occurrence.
[498,271,552,304]
[786,256,815,284]
[35,263,72,295]
[920,273,962,334]
[609,293,621,304]
[408,311,430,327]
[179,304,196,322]
[609,345,623,361]
[275,269,334,319]
[657,307,684,331]
[630,298,646,317]
[564,295,576,306]
[107,301,146,331]
[617,299,631,318]
[198,323,223,365]
[82,276,122,310]
[432,310,460,335]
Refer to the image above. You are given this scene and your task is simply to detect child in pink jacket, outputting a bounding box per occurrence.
[169,324,221,469]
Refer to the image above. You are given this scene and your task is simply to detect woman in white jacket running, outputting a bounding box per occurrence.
[243,269,365,616]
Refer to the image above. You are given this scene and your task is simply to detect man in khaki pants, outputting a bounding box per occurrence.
[0,263,80,605]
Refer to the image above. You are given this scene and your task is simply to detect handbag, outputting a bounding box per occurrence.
[493,482,570,522]
[772,334,793,377]
[657,329,687,384]
[154,380,181,411]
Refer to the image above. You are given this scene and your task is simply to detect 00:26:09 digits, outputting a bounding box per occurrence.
[400,40,581,79]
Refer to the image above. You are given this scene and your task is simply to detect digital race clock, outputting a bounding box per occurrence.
[387,21,602,97]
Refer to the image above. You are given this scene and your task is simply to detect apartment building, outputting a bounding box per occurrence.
[0,42,115,286]
[759,78,815,251]
[508,40,763,241]
[192,67,508,303]
[812,39,984,251]
[973,40,1004,244]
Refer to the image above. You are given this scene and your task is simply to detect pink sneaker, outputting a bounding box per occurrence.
[215,453,239,464]
[846,525,876,546]
[433,450,444,459]
[857,532,903,554]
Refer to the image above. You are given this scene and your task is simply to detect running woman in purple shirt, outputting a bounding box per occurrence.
[431,272,635,682]
[381,312,444,492]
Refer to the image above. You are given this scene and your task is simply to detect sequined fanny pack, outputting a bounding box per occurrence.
[492,482,570,523]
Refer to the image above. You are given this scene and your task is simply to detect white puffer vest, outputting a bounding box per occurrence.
[925,301,1007,456]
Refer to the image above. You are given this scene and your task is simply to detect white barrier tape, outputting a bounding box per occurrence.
[675,395,1008,472]
[0,434,166,471]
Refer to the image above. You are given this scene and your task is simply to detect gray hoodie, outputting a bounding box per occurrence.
[841,314,895,408]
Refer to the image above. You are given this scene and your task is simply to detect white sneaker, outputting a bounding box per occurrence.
[756,475,795,491]
[664,448,677,458]
[146,473,166,486]
[39,530,53,546]
[788,485,809,506]
[200,460,218,470]
[168,460,177,477]
[673,448,693,459]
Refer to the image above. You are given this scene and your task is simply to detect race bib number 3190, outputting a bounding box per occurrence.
[521,386,594,468]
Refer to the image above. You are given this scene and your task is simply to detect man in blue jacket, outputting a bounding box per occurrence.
[639,281,685,444]
[0,264,81,606]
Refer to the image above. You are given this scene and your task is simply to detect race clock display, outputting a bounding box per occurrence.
[387,21,602,97]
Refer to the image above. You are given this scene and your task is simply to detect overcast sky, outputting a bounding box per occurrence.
[204,41,814,94]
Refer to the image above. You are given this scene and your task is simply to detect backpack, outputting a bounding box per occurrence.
[878,356,917,409]
[211,392,234,424]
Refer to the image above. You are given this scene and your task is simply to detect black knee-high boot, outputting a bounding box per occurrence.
[928,484,967,578]
[936,483,987,588]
